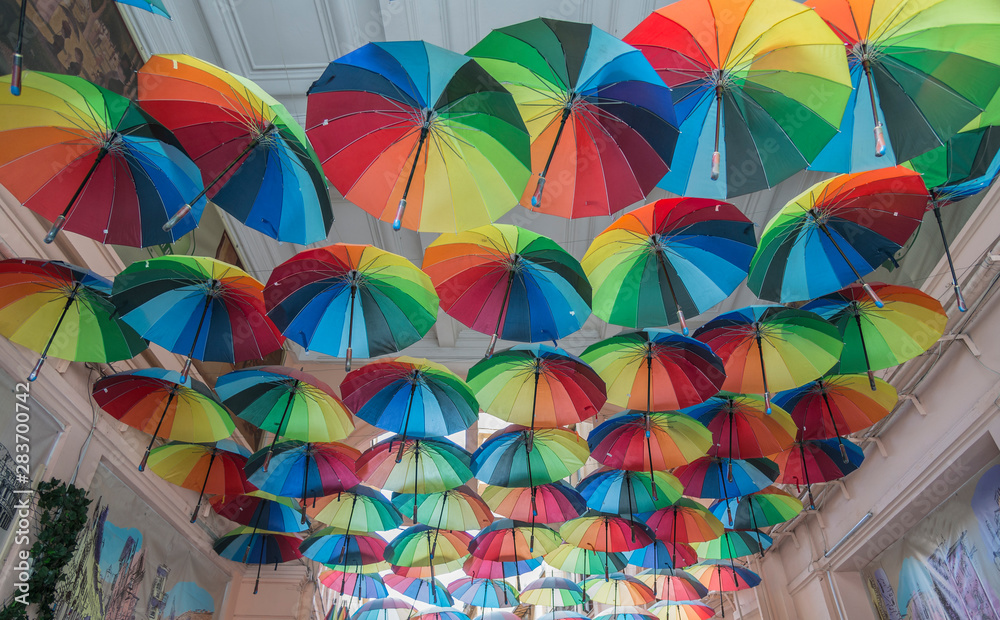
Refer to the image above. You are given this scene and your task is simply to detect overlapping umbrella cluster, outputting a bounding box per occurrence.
[1,0,999,617]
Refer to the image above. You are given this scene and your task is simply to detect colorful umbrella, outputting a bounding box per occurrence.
[538,613,590,620]
[648,601,715,620]
[710,486,803,531]
[695,530,773,559]
[624,0,851,198]
[627,541,699,571]
[476,612,522,620]
[215,366,355,469]
[772,438,865,508]
[577,468,683,518]
[467,344,606,431]
[469,519,562,561]
[802,283,947,387]
[561,512,654,579]
[391,485,493,531]
[481,482,586,525]
[582,198,756,333]
[301,530,389,566]
[319,571,388,599]
[688,560,762,592]
[417,608,470,620]
[544,544,627,576]
[773,374,898,442]
[674,457,779,499]
[581,574,655,605]
[111,255,284,376]
[116,0,171,18]
[449,578,520,608]
[693,305,842,412]
[681,393,797,460]
[424,224,591,357]
[463,556,541,582]
[0,259,147,381]
[390,560,464,580]
[307,41,530,232]
[139,54,333,244]
[357,436,473,495]
[351,599,415,620]
[93,368,234,470]
[748,167,930,304]
[587,410,713,474]
[472,425,590,487]
[644,498,725,545]
[210,490,308,534]
[520,577,584,606]
[636,569,708,602]
[264,244,439,370]
[468,18,678,217]
[307,485,403,533]
[0,72,205,246]
[806,0,1000,171]
[384,575,453,606]
[213,527,302,594]
[246,441,360,516]
[342,357,478,444]
[594,608,657,620]
[147,440,253,522]
[385,525,472,575]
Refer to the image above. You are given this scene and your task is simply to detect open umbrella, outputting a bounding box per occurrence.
[688,560,762,592]
[147,440,253,522]
[693,305,842,412]
[582,198,756,333]
[481,482,586,525]
[595,608,657,620]
[681,393,797,460]
[468,18,678,217]
[93,368,234,471]
[561,512,654,580]
[139,54,333,243]
[644,498,726,545]
[469,519,562,561]
[385,525,472,587]
[472,425,590,487]
[391,485,493,531]
[307,41,530,232]
[264,244,438,371]
[463,556,541,581]
[245,441,360,519]
[352,599,415,620]
[588,410,713,473]
[803,283,947,387]
[538,613,589,620]
[477,613,521,620]
[424,224,591,357]
[748,167,930,304]
[674,457,779,500]
[117,1,171,17]
[319,571,388,599]
[301,530,388,566]
[384,575,453,606]
[696,530,773,559]
[449,578,520,608]
[627,541,699,572]
[357,436,473,495]
[0,72,205,245]
[806,0,1000,171]
[773,374,898,444]
[649,601,715,620]
[636,569,708,602]
[342,358,478,447]
[581,574,655,605]
[772,438,865,508]
[544,544,628,576]
[577,468,683,519]
[213,527,302,594]
[624,0,851,198]
[710,486,803,531]
[210,490,308,534]
[307,485,403,533]
[215,366,355,470]
[112,255,284,377]
[520,577,584,607]
[417,608,470,620]
[0,259,147,382]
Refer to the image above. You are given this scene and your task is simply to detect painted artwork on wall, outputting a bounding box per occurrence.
[864,459,1000,619]
[53,463,231,619]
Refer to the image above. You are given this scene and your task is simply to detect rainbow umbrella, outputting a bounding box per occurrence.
[386,525,473,567]
[469,519,562,561]
[357,436,473,495]
[0,259,147,381]
[624,0,851,198]
[582,574,655,605]
[688,560,761,592]
[111,256,284,376]
[477,612,522,620]
[773,438,865,508]
[644,499,725,545]
[467,18,678,217]
[710,486,803,531]
[472,425,590,488]
[627,541,699,571]
[301,530,388,566]
[587,410,713,474]
[93,368,234,471]
[577,468,683,519]
[391,485,493,531]
[481,482,586,525]
[307,485,403,533]
[210,490,308,534]
[544,545,627,576]
[537,613,589,620]
[215,366,355,469]
[417,608,470,620]
[139,54,333,243]
[681,393,797,460]
[636,569,708,602]
[264,244,439,370]
[674,457,779,499]
[773,374,898,446]
[693,305,842,413]
[213,527,302,594]
[0,72,204,246]
[594,609,656,620]
[561,512,654,580]
[352,599,415,620]
[696,530,773,559]
[463,556,541,583]
[748,167,930,304]
[648,601,715,620]
[384,575,453,606]
[341,357,478,445]
[246,441,360,517]
[520,577,584,606]
[307,41,530,232]
[391,560,464,580]
[802,283,947,388]
[467,344,606,432]
[424,224,592,357]
[327,605,350,620]
[147,440,253,522]
[449,578,520,608]
[806,0,1000,171]
[582,198,756,333]
[319,570,388,599]
[116,0,170,18]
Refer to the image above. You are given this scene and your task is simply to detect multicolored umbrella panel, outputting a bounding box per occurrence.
[468,18,679,217]
[213,527,303,594]
[351,599,415,620]
[300,530,388,566]
[448,577,520,608]
[0,259,147,381]
[688,560,762,592]
[681,393,797,460]
[709,486,803,531]
[587,410,713,475]
[481,482,586,525]
[635,569,708,602]
[147,440,253,522]
[695,530,773,560]
[468,519,562,561]
[264,244,439,370]
[307,485,404,533]
[627,540,699,571]
[357,436,473,495]
[210,490,309,534]
[390,485,494,531]
[471,425,590,488]
[648,600,715,620]
[577,468,683,519]
[543,544,628,576]
[384,574,453,605]
[674,456,780,500]
[643,498,726,545]
[773,374,898,441]
[319,570,388,599]
[245,441,361,518]
[581,573,655,606]
[307,40,530,232]
[772,439,865,508]
[519,577,584,606]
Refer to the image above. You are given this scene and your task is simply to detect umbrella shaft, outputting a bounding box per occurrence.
[346,285,357,371]
[60,146,110,221]
[810,211,867,282]
[396,381,419,463]
[487,270,516,357]
[933,206,967,310]
[39,284,79,360]
[541,107,572,180]
[269,383,299,458]
[190,450,217,522]
[401,124,430,203]
[302,449,310,523]
[184,290,216,378]
[195,122,276,205]
[654,248,687,334]
[139,390,176,471]
[861,60,880,126]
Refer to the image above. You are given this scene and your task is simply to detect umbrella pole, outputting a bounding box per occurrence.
[28,283,80,382]
[748,498,765,558]
[652,543,658,598]
[430,497,447,558]
[396,380,420,463]
[182,285,218,379]
[654,242,689,335]
[932,205,967,311]
[164,122,277,231]
[243,500,266,562]
[625,476,636,543]
[646,351,659,500]
[138,388,177,471]
[44,147,112,243]
[531,107,573,208]
[820,386,850,463]
[345,279,359,371]
[528,364,540,453]
[861,59,886,157]
[190,449,217,523]
[755,334,772,414]
[801,444,816,510]
[412,444,420,520]
[711,87,723,180]
[717,460,733,525]
[513,528,521,590]
[604,522,610,581]
[809,210,885,308]
[301,447,311,524]
[727,409,735,482]
[393,112,432,230]
[487,267,517,358]
[254,532,266,594]
[264,382,299,472]
[852,310,878,391]
[10,0,27,95]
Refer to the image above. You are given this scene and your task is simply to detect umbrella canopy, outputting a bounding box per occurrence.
[449,578,520,608]
[636,569,708,602]
[467,344,606,429]
[384,575,453,606]
[0,259,147,381]
[319,571,388,599]
[393,559,466,579]
[213,527,302,594]
[624,0,851,198]
[627,540,699,571]
[138,54,333,244]
[468,18,678,217]
[300,530,388,566]
[210,490,308,534]
[481,482,586,524]
[391,485,494,531]
[544,544,628,576]
[520,577,584,606]
[246,441,360,505]
[772,439,865,508]
[358,436,473,494]
[0,72,204,246]
[463,555,542,580]
[424,224,591,357]
[773,374,898,440]
[748,167,929,303]
[577,468,683,517]
[644,498,726,544]
[111,255,284,373]
[803,283,947,386]
[674,456,779,499]
[695,530,773,559]
[594,609,657,620]
[806,0,1000,172]
[307,41,530,232]
[307,485,403,533]
[693,305,842,412]
[417,608,470,620]
[386,525,473,567]
[648,601,715,620]
[147,440,253,522]
[582,198,756,333]
[538,613,590,620]
[710,486,803,530]
[680,393,797,460]
[588,410,713,473]
[688,560,762,592]
[560,512,654,561]
[581,574,655,605]
[341,357,478,441]
[477,613,522,620]
[469,519,562,561]
[351,599,415,620]
[472,425,590,487]
[93,368,234,471]
[582,330,726,412]
[264,244,439,370]
[117,0,171,18]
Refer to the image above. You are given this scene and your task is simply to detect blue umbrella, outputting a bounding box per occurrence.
[320,570,389,599]
[246,441,361,517]
[577,469,683,520]
[385,575,453,606]
[213,526,303,594]
[300,529,388,566]
[675,456,779,500]
[351,599,415,620]
[449,578,520,608]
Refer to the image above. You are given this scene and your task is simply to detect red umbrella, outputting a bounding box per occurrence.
[481,482,586,524]
[774,374,897,441]
[469,519,562,561]
[645,499,725,545]
[772,438,865,508]
[682,393,797,460]
[588,410,712,474]
[561,512,654,580]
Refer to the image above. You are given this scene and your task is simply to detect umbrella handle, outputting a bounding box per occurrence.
[139,389,177,471]
[711,87,723,180]
[26,281,76,382]
[711,151,721,181]
[873,125,886,158]
[531,106,572,208]
[46,147,111,243]
[394,118,432,230]
[162,203,193,231]
[861,283,884,309]
[10,1,26,95]
[932,206,967,312]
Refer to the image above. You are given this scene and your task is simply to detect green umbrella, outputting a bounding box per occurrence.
[544,544,628,576]
[695,531,772,560]
[308,485,403,533]
[391,485,494,531]
[710,486,802,531]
